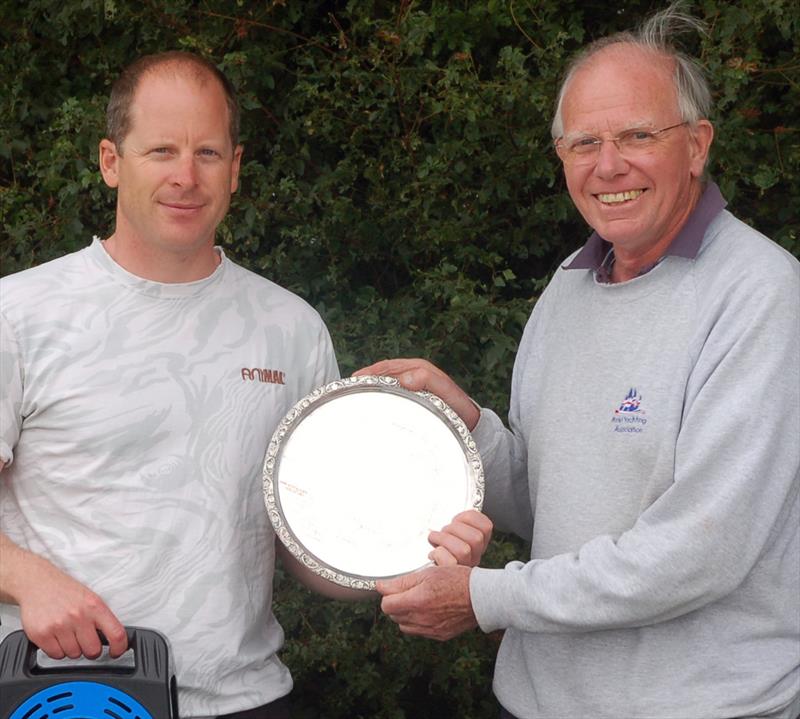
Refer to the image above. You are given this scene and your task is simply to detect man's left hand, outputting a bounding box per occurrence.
[377,565,478,641]
[428,509,493,567]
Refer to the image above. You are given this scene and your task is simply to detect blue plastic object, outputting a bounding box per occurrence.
[8,679,153,719]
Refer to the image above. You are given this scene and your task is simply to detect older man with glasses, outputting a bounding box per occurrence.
[357,4,800,719]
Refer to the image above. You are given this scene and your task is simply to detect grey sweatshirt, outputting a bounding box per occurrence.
[470,201,800,719]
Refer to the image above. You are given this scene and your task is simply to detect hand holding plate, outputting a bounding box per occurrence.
[428,509,493,567]
[377,565,477,641]
[354,359,480,431]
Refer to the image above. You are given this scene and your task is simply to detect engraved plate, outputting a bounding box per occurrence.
[263,375,484,593]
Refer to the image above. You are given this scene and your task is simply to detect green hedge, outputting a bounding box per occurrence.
[2,1,798,716]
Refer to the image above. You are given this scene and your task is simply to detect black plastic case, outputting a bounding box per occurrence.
[0,626,178,719]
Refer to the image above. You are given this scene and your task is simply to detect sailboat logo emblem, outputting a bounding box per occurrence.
[615,387,643,414]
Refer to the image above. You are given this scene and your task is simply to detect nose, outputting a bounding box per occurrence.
[592,138,629,180]
[170,154,199,187]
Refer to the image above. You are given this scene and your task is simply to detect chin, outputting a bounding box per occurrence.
[590,220,646,247]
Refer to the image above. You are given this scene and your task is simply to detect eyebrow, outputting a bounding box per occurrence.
[138,137,227,149]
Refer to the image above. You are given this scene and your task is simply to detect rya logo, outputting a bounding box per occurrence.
[241,368,286,385]
[615,387,643,414]
[611,387,647,433]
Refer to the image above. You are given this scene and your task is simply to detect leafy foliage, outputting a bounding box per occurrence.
[2,1,798,716]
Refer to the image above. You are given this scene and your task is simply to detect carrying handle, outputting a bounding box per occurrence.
[26,626,139,675]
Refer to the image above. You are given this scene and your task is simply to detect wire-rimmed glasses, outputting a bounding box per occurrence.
[555,121,689,164]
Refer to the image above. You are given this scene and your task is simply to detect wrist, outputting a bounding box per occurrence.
[463,396,481,432]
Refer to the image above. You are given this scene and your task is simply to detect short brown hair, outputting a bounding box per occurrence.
[106,51,240,153]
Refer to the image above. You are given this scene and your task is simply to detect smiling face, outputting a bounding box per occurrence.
[559,45,713,262]
[99,65,242,280]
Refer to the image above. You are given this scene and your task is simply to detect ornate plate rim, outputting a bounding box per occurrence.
[262,374,484,591]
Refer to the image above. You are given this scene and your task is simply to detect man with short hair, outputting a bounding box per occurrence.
[359,7,800,718]
[0,52,491,719]
[0,50,328,719]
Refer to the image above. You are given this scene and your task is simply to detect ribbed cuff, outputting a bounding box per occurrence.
[470,565,517,633]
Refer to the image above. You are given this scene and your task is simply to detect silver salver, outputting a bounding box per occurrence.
[263,375,484,593]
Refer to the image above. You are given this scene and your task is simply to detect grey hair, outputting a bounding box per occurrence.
[551,2,712,138]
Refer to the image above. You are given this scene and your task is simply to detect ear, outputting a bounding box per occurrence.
[688,120,714,178]
[230,144,244,194]
[99,139,121,188]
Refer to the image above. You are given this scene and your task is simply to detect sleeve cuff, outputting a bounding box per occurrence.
[470,564,526,633]
[469,406,506,460]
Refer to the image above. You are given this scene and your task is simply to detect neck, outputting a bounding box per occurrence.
[611,253,655,283]
[102,234,220,283]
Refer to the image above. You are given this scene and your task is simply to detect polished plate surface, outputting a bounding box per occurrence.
[263,375,484,591]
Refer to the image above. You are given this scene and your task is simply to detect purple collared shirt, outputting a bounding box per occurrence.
[564,182,728,282]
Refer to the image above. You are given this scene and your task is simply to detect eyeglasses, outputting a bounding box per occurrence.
[555,121,689,164]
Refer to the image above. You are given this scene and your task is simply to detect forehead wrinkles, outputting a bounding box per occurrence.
[562,44,679,133]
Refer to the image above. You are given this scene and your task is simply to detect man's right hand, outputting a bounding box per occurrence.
[0,535,127,660]
[354,358,480,431]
